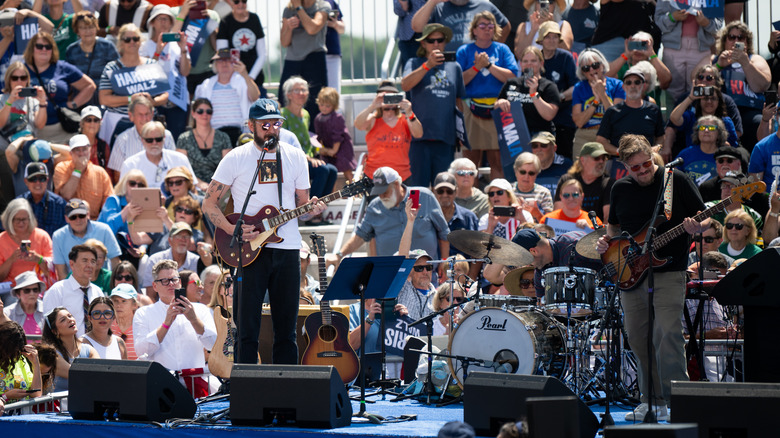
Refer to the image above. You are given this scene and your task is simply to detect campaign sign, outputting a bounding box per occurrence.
[545,218,589,237]
[493,101,531,183]
[455,106,471,150]
[381,313,429,357]
[15,18,39,55]
[167,62,189,111]
[183,17,217,63]
[673,0,724,19]
[110,63,170,96]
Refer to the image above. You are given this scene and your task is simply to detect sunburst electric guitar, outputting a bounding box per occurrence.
[300,233,359,384]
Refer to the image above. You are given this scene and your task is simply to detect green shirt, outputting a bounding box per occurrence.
[281,107,313,156]
[49,14,77,56]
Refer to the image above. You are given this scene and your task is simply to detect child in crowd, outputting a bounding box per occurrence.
[314,87,356,182]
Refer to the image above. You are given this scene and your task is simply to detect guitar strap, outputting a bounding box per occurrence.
[276,147,283,208]
[663,169,673,220]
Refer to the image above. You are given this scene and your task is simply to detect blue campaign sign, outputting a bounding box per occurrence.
[493,101,531,183]
[673,0,724,19]
[381,314,429,357]
[109,63,170,96]
[15,18,39,55]
[183,18,217,64]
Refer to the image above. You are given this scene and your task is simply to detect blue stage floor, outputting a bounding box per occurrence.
[0,389,656,438]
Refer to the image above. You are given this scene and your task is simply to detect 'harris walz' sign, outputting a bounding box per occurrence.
[109,63,170,96]
[673,0,724,19]
[15,18,39,55]
[492,101,531,183]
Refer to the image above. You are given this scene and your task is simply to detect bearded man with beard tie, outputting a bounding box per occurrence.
[329,167,450,279]
[201,98,326,365]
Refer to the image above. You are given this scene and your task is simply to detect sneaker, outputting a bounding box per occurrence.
[625,403,668,422]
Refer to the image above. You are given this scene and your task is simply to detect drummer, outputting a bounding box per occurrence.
[484,229,602,299]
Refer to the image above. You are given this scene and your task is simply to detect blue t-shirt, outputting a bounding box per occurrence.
[456,42,518,98]
[65,38,120,88]
[52,221,122,270]
[562,4,599,45]
[430,1,509,52]
[537,161,570,197]
[403,57,466,145]
[676,146,716,186]
[27,60,84,126]
[322,0,342,55]
[571,77,626,129]
[748,133,780,188]
[542,48,578,128]
[348,302,380,354]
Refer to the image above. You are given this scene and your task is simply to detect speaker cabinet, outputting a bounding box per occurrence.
[463,373,598,437]
[230,364,352,428]
[69,359,196,422]
[526,396,597,438]
[671,381,780,438]
[604,424,699,437]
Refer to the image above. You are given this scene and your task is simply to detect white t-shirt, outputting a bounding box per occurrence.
[120,149,198,187]
[211,141,310,250]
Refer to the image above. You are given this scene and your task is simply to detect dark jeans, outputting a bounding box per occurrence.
[397,39,420,76]
[408,139,454,187]
[278,51,328,125]
[309,160,338,198]
[157,105,188,142]
[236,247,300,364]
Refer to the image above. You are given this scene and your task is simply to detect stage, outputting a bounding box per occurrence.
[0,388,653,438]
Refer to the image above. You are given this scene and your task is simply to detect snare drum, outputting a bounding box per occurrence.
[542,267,597,316]
[448,308,565,387]
[480,294,536,311]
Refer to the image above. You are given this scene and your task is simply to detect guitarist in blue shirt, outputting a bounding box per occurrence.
[596,134,706,422]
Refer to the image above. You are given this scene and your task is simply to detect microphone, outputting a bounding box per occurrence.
[263,136,278,151]
[459,274,474,291]
[622,231,642,255]
[588,210,601,229]
[665,157,684,168]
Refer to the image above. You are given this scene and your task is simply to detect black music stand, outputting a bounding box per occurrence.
[325,256,416,422]
[711,248,780,383]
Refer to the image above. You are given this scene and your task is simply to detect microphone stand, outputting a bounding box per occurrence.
[230,137,274,364]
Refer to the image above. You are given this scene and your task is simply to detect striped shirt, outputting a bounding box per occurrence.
[209,84,243,129]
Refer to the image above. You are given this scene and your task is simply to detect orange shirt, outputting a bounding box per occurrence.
[53,161,115,220]
[541,209,603,226]
[0,228,53,286]
[364,115,412,181]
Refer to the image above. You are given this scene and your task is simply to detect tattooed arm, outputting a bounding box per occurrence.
[202,179,260,241]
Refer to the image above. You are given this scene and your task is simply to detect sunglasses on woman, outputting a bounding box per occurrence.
[115,274,134,282]
[477,23,495,30]
[725,222,744,230]
[487,190,505,197]
[10,75,28,82]
[628,159,653,172]
[167,178,186,187]
[127,180,145,188]
[519,279,534,289]
[425,37,445,44]
[517,169,536,176]
[697,74,715,82]
[445,296,467,303]
[698,125,717,131]
[456,170,476,176]
[693,235,717,243]
[122,36,141,43]
[175,206,195,215]
[35,43,53,51]
[561,192,581,199]
[581,62,601,73]
[195,108,213,115]
[412,265,433,272]
[727,34,746,41]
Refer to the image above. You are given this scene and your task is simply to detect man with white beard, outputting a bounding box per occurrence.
[330,167,449,272]
[140,222,201,291]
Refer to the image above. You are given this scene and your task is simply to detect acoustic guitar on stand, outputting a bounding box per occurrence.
[301,233,359,384]
[215,177,372,268]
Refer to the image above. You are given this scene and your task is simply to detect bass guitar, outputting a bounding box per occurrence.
[215,177,372,268]
[300,233,359,384]
[601,181,765,290]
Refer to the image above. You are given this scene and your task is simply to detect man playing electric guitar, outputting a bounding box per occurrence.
[596,135,706,422]
[202,98,326,365]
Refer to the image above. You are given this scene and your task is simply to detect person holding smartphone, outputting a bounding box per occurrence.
[478,178,533,241]
[606,31,671,101]
[0,321,43,409]
[0,62,47,142]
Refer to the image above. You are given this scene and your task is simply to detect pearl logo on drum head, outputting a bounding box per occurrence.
[477,315,508,331]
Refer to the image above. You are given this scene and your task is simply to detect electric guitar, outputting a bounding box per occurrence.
[601,181,765,290]
[300,233,359,384]
[215,177,372,268]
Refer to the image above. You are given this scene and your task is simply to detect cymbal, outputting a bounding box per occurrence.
[447,230,533,266]
[503,265,535,296]
[575,228,606,260]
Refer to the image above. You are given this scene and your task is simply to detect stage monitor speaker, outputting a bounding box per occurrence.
[603,424,699,437]
[69,358,196,422]
[526,396,597,438]
[671,381,780,438]
[230,364,352,428]
[463,373,598,437]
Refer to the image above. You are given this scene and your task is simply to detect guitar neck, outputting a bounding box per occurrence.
[654,197,733,249]
[317,256,332,325]
[268,191,343,228]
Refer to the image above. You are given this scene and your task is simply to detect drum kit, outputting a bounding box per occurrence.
[435,230,638,404]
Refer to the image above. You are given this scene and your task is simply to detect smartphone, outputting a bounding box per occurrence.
[765,90,778,108]
[161,32,180,43]
[19,87,37,98]
[773,20,780,32]
[383,93,404,105]
[628,40,647,51]
[442,51,456,62]
[493,206,516,217]
[189,0,206,20]
[410,189,420,209]
[230,48,240,64]
[20,240,31,253]
[327,9,337,19]
[539,0,549,13]
[734,42,745,52]
[692,86,714,97]
[174,288,186,305]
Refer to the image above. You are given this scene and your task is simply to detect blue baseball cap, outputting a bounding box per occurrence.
[248,98,285,121]
[513,229,541,251]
